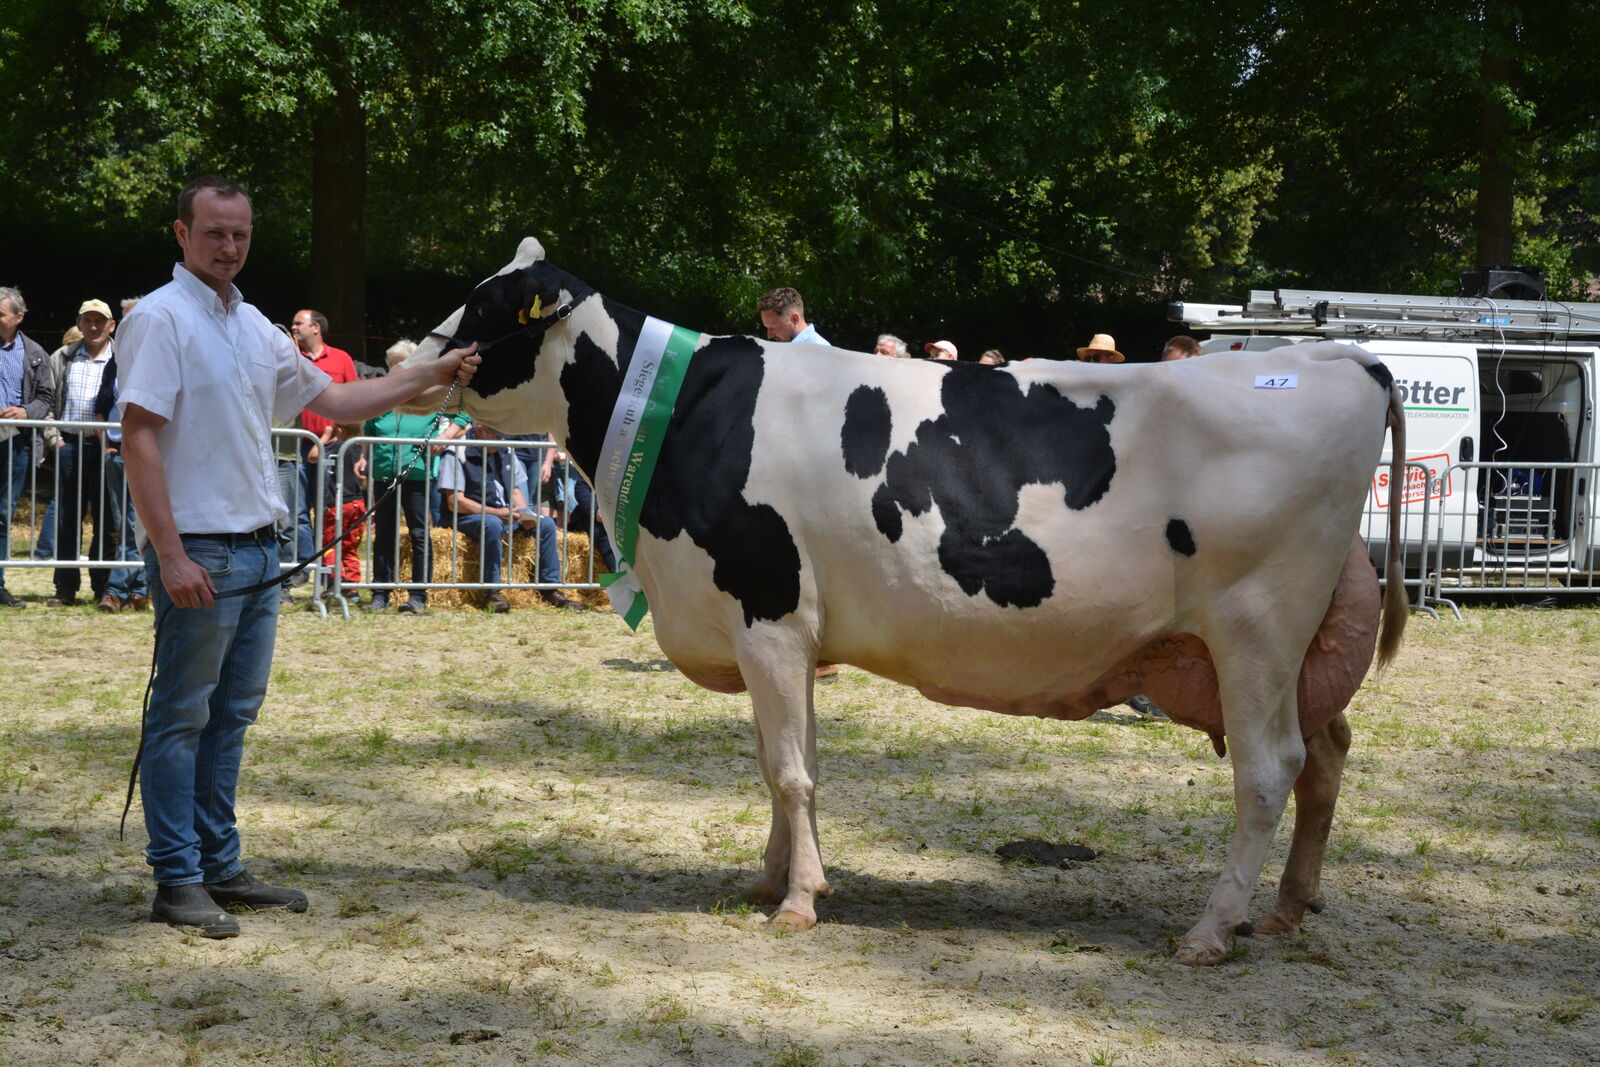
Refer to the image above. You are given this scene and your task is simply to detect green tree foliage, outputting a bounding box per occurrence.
[1236,0,1600,298]
[1,0,1594,360]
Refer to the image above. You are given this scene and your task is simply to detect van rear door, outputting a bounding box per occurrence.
[1359,341,1479,569]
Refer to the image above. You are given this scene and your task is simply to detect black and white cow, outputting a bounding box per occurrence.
[406,238,1408,965]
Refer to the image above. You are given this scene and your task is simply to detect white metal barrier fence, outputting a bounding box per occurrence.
[5,418,1596,615]
[315,435,607,617]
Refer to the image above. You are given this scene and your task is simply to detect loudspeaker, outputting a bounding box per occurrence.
[1460,265,1546,301]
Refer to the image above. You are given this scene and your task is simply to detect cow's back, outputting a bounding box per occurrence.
[642,341,1390,707]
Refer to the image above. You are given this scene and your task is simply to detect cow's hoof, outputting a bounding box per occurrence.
[741,880,786,906]
[1253,913,1300,937]
[767,908,816,932]
[1172,936,1228,966]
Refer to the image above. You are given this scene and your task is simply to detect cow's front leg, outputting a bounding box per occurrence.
[1176,648,1306,965]
[740,715,791,906]
[738,641,829,930]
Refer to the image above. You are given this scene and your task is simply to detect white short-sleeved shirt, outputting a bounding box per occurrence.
[118,264,332,546]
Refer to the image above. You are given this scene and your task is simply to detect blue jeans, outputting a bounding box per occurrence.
[456,512,561,585]
[0,433,32,587]
[140,532,279,886]
[101,452,148,601]
[31,496,55,559]
[296,459,318,563]
[52,433,107,600]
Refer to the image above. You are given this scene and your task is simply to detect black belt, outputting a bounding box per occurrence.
[180,524,275,544]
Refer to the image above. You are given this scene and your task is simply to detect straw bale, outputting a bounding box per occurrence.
[396,526,612,612]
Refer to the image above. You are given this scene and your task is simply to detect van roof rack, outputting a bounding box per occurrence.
[1172,289,1600,341]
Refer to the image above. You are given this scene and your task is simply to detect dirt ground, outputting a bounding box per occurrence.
[1,568,1595,1066]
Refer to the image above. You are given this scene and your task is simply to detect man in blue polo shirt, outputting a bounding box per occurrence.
[757,287,829,346]
[437,424,584,613]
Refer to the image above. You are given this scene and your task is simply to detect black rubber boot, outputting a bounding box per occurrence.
[204,870,309,913]
[150,883,240,938]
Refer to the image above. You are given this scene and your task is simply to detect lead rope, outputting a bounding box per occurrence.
[119,383,463,839]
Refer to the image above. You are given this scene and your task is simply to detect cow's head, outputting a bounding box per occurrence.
[401,237,600,435]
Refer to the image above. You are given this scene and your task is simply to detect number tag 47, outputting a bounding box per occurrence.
[1254,374,1298,389]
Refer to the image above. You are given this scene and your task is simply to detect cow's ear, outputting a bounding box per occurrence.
[512,236,546,267]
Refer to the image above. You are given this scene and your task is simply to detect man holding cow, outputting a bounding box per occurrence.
[118,175,481,937]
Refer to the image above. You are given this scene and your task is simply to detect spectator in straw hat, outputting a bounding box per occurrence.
[1076,333,1125,364]
[923,339,958,361]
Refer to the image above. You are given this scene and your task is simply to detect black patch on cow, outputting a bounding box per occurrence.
[559,329,624,478]
[1166,518,1196,557]
[1365,360,1394,391]
[841,386,892,478]
[869,362,1117,608]
[637,334,802,627]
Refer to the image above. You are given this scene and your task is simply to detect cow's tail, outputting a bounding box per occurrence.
[1377,382,1408,668]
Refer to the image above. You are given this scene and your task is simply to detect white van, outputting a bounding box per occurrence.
[1172,289,1600,581]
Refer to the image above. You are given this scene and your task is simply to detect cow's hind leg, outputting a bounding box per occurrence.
[1255,710,1352,936]
[1175,629,1308,966]
[738,643,830,930]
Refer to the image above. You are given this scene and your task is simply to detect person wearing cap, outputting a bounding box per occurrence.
[757,287,829,346]
[924,339,958,361]
[0,286,56,608]
[1076,333,1125,364]
[45,298,118,607]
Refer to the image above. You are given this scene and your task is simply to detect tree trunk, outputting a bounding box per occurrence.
[1473,15,1516,267]
[310,73,368,364]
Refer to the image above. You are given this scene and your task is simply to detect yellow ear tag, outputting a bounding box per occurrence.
[530,296,543,320]
[517,306,527,325]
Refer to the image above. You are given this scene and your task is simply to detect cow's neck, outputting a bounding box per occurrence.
[547,294,651,484]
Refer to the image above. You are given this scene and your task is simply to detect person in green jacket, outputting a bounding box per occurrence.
[361,339,471,613]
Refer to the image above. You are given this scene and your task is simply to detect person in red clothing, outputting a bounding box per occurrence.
[314,422,368,602]
[289,309,358,569]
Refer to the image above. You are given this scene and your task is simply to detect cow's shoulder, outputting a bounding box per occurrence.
[642,335,801,627]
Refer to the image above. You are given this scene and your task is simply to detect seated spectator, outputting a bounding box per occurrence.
[313,423,368,605]
[437,424,583,612]
[362,339,471,613]
[978,348,1007,366]
[1161,335,1203,361]
[1076,334,1125,364]
[540,446,618,572]
[873,334,908,358]
[923,339,958,361]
